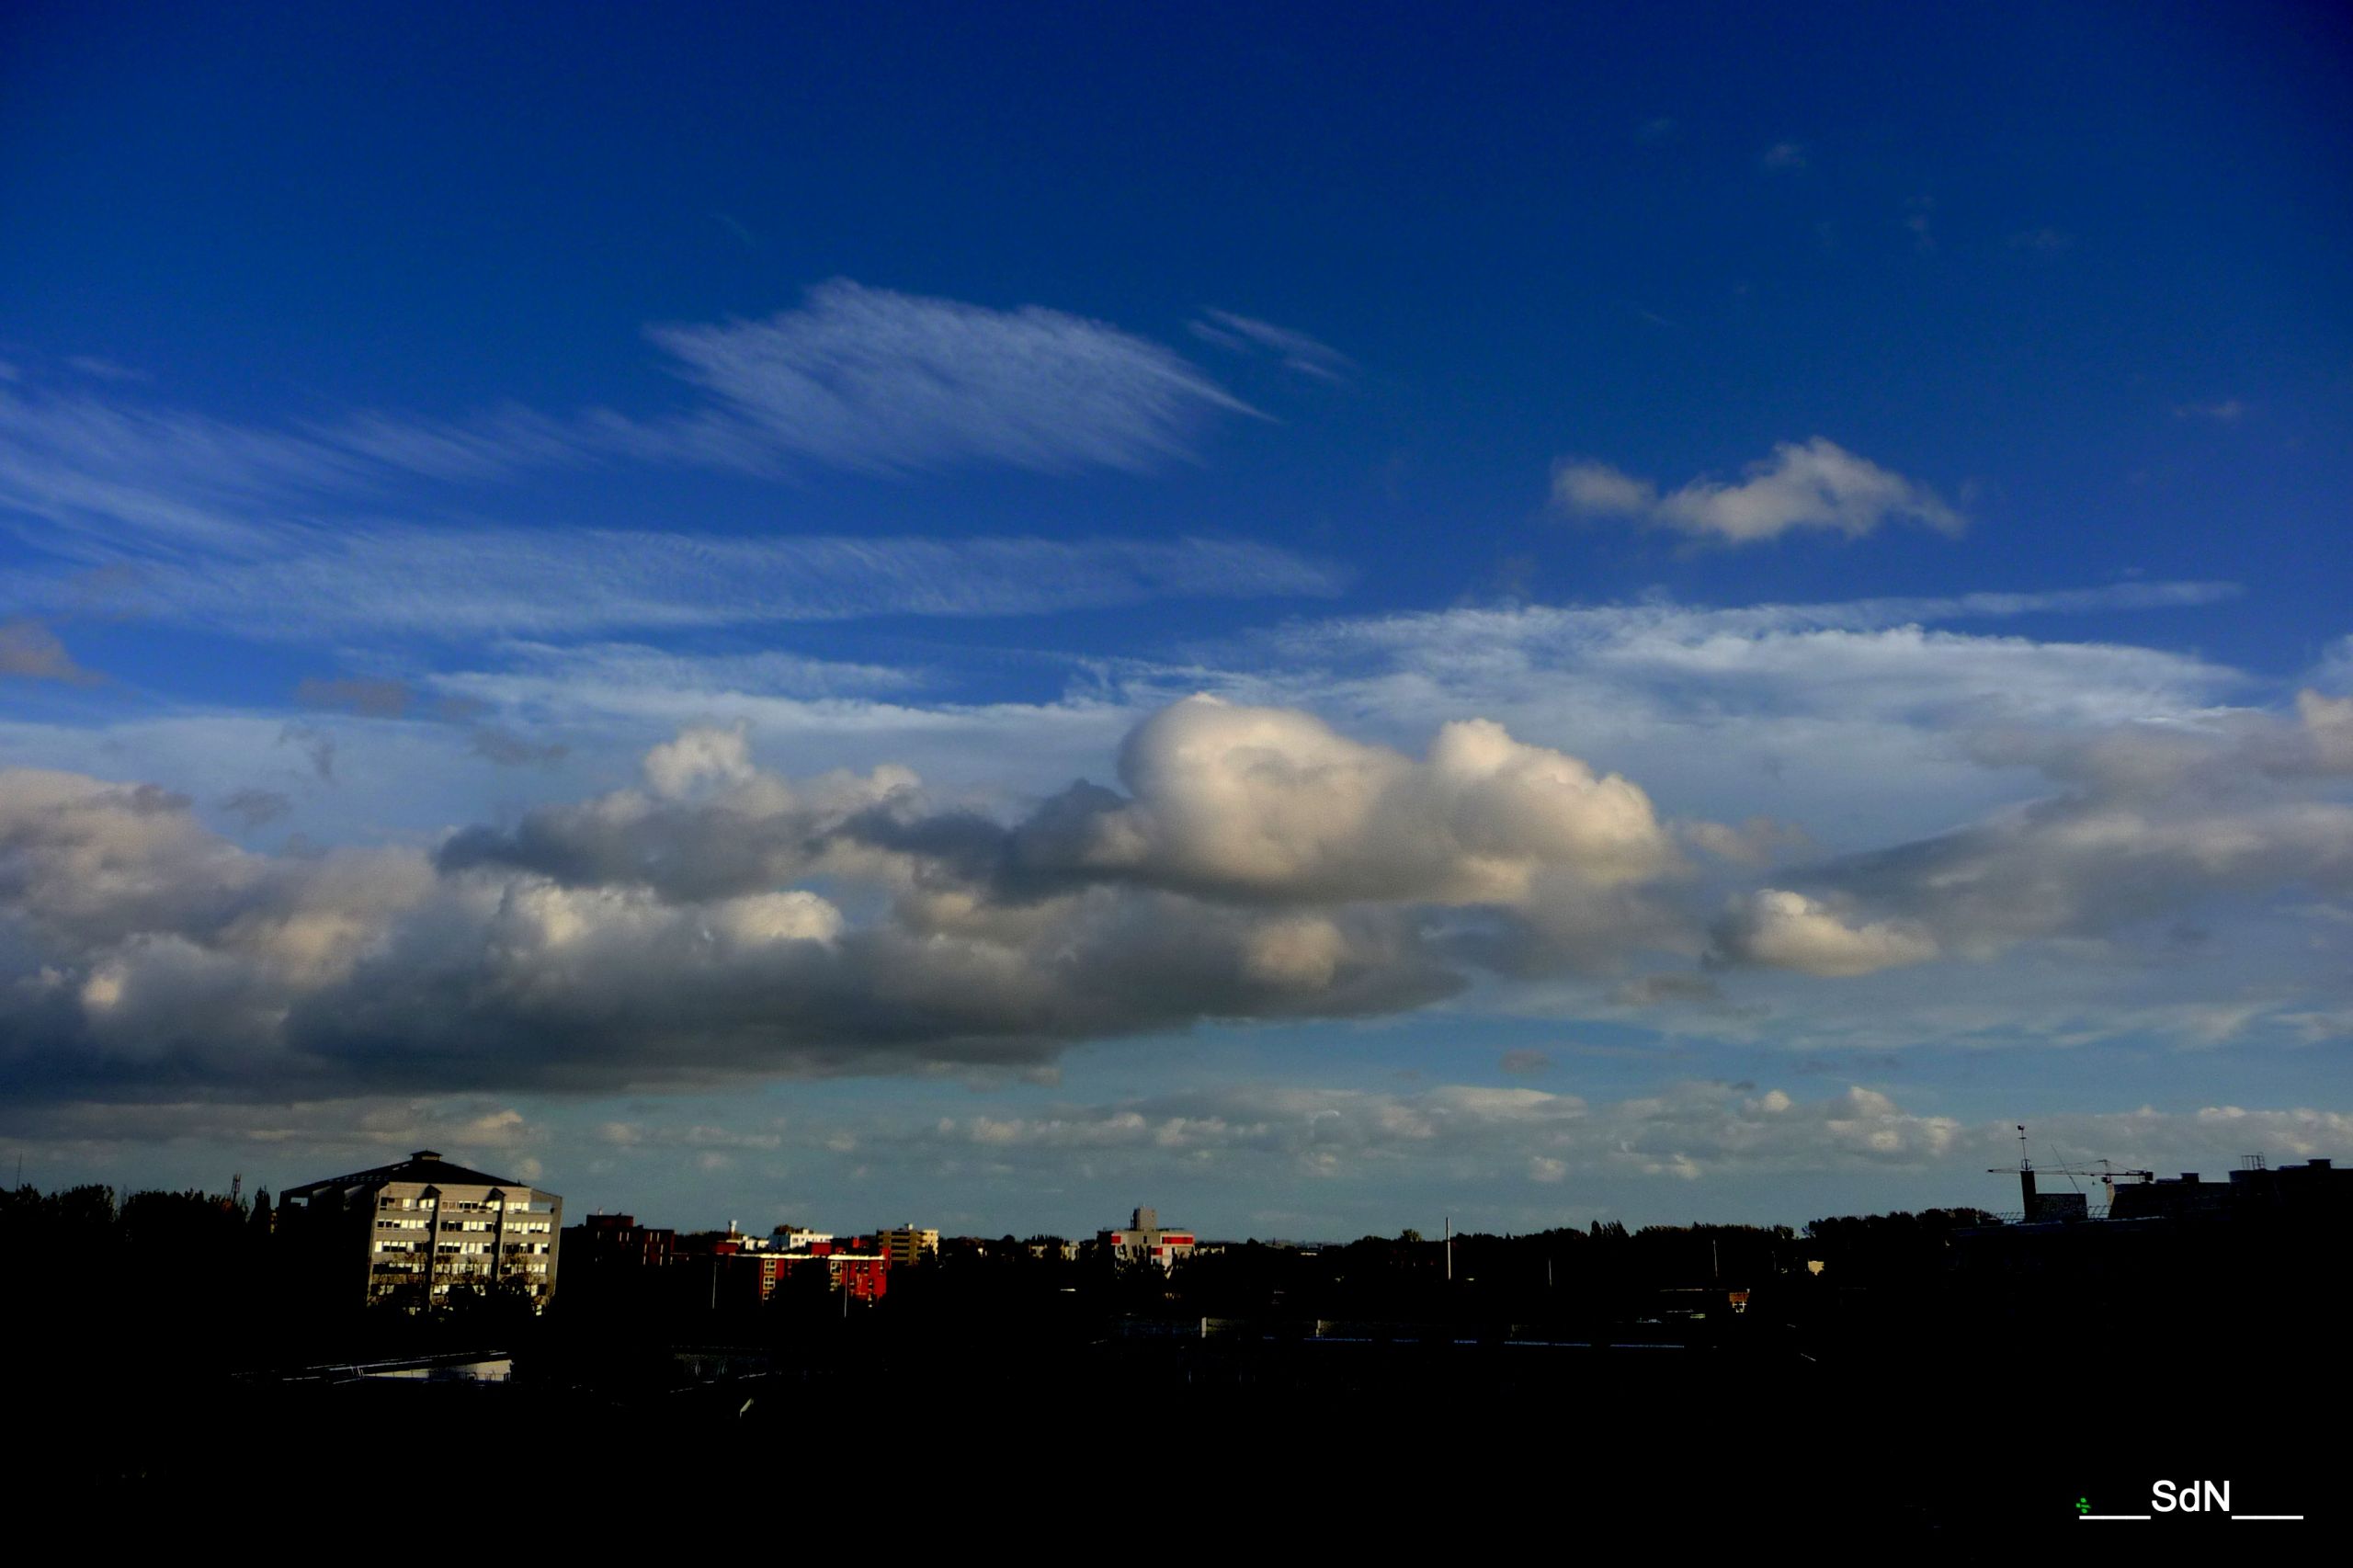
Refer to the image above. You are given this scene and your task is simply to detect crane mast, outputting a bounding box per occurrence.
[1988,1127,2154,1219]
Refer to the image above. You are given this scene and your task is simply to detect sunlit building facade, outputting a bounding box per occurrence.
[279,1150,563,1311]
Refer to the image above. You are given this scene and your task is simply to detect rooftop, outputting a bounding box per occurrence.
[280,1149,543,1199]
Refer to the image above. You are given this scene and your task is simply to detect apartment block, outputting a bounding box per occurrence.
[1099,1205,1195,1271]
[278,1150,563,1311]
[872,1225,939,1267]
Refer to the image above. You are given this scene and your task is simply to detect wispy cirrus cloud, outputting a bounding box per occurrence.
[6,530,1342,642]
[1555,437,1963,544]
[0,284,1304,653]
[0,283,1255,548]
[1188,309,1354,385]
[644,280,1257,473]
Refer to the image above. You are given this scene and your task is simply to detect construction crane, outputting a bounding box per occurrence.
[1988,1126,2154,1218]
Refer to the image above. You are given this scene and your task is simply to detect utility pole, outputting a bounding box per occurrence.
[1444,1217,1452,1282]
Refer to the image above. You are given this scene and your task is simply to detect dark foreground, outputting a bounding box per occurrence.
[28,1326,2335,1545]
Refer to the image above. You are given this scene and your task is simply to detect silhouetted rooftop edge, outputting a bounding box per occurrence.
[280,1149,539,1198]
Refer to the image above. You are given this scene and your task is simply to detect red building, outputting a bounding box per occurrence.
[565,1212,677,1267]
[775,1241,889,1301]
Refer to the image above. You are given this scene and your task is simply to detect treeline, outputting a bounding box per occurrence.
[0,1174,2022,1369]
[1,1182,274,1369]
[1800,1207,2001,1279]
[0,1180,506,1370]
[1150,1221,1804,1326]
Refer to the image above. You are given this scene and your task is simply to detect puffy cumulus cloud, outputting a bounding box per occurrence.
[1949,1104,2353,1183]
[1713,889,1940,977]
[15,673,2347,1110]
[2186,1105,2353,1159]
[446,697,1700,973]
[0,768,430,975]
[1555,438,1962,544]
[1012,697,1681,906]
[642,722,758,801]
[438,744,922,903]
[280,881,1459,1095]
[13,705,1611,1101]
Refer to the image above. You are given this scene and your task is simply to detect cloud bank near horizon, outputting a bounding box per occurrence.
[5,677,2350,1112]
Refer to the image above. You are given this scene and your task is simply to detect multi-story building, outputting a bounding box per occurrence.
[666,1228,892,1306]
[1099,1205,1195,1271]
[278,1150,562,1311]
[776,1247,890,1301]
[872,1225,939,1267]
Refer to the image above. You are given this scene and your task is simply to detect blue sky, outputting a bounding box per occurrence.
[3,3,2350,1238]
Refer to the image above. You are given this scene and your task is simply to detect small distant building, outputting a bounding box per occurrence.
[2108,1156,2350,1221]
[1099,1205,1196,1271]
[278,1150,562,1311]
[776,1248,889,1301]
[686,1229,892,1304]
[564,1212,677,1269]
[556,1212,681,1312]
[872,1225,939,1267]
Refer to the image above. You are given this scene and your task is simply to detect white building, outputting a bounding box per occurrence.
[1098,1206,1195,1271]
[279,1150,563,1311]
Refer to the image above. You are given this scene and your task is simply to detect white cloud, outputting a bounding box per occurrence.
[2295,689,2353,771]
[0,283,1256,560]
[2,573,2342,1098]
[641,722,757,801]
[890,1082,2353,1204]
[1016,695,1680,905]
[18,704,1675,1100]
[1555,437,1963,543]
[641,280,1256,474]
[0,285,1296,652]
[1713,889,1939,977]
[915,1079,1970,1183]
